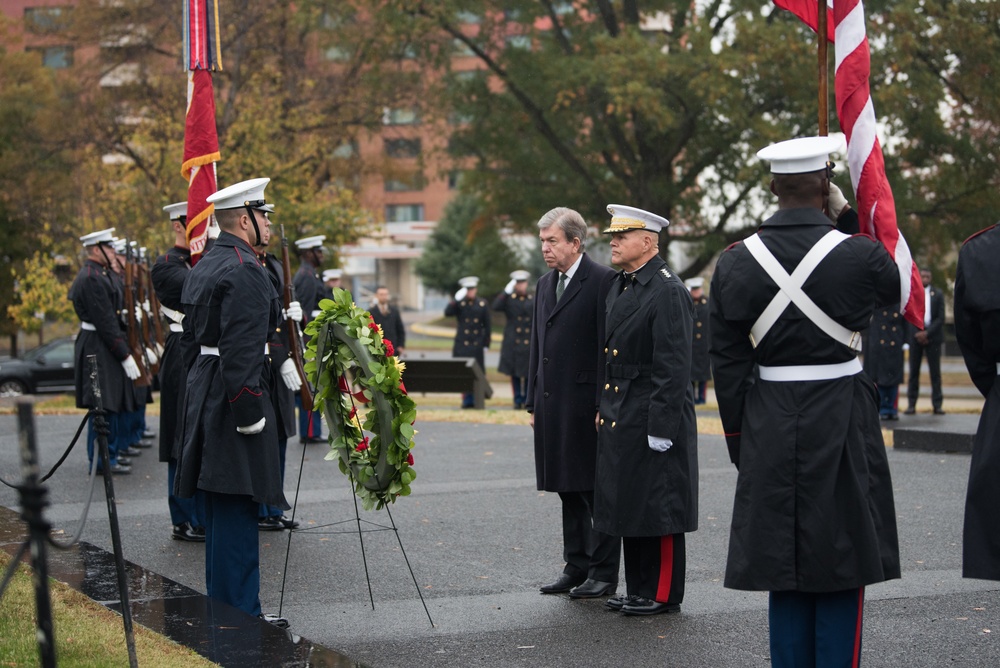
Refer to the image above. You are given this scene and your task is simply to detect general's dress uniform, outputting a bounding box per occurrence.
[445,276,491,408]
[492,270,534,409]
[710,137,901,667]
[688,280,711,404]
[293,235,327,442]
[69,229,138,473]
[955,223,1000,580]
[863,303,905,419]
[151,202,204,541]
[594,206,698,614]
[176,178,289,619]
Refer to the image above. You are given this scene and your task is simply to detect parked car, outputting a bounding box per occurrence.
[0,336,76,397]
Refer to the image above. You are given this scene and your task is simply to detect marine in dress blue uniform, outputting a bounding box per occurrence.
[594,205,698,616]
[175,178,289,625]
[955,223,1000,580]
[863,303,905,420]
[710,137,901,667]
[151,202,205,542]
[445,276,491,408]
[687,277,711,404]
[293,235,327,443]
[492,270,533,409]
[68,228,142,474]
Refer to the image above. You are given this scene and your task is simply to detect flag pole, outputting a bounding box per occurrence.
[817,0,828,135]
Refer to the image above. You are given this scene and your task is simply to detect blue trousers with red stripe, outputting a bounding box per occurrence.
[622,533,685,603]
[769,587,865,668]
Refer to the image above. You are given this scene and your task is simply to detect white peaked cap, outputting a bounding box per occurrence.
[510,270,530,282]
[458,276,480,288]
[756,135,845,174]
[603,204,669,234]
[323,269,343,281]
[163,202,188,220]
[80,228,115,246]
[206,177,271,210]
[295,235,326,250]
[685,277,705,289]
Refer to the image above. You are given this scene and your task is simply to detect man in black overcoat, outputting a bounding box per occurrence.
[69,228,142,475]
[293,234,327,442]
[176,177,289,626]
[526,208,620,599]
[493,270,533,409]
[955,223,1000,581]
[445,276,491,408]
[594,205,698,616]
[710,136,901,667]
[371,285,406,354]
[151,202,204,541]
[864,303,905,420]
[687,277,711,404]
[905,267,946,414]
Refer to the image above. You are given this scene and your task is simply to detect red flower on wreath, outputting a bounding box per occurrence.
[347,406,357,420]
[367,320,380,333]
[406,452,414,466]
[355,437,369,452]
[384,338,395,356]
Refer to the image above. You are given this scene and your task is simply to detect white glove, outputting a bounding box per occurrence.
[504,278,517,295]
[827,183,850,220]
[143,299,152,316]
[155,342,164,358]
[455,287,468,301]
[648,435,673,452]
[145,347,158,366]
[282,301,303,322]
[236,417,266,435]
[207,221,221,240]
[310,310,322,319]
[279,358,302,391]
[121,355,141,380]
[135,305,144,323]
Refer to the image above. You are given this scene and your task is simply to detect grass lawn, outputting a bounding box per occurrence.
[0,552,217,667]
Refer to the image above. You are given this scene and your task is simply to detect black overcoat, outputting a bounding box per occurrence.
[863,303,905,386]
[69,259,136,413]
[492,290,534,378]
[526,253,614,492]
[371,303,406,349]
[444,296,491,371]
[261,252,297,441]
[593,255,699,537]
[955,224,1000,580]
[709,207,900,592]
[151,246,197,462]
[175,232,288,509]
[690,295,712,382]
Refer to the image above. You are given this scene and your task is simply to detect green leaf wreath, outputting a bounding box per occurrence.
[304,288,417,510]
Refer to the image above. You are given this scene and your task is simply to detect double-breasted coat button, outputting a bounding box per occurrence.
[615,386,619,392]
[604,347,608,353]
[543,358,549,364]
[600,419,605,425]
[544,392,550,398]
[613,350,618,356]
[611,421,616,428]
[604,383,610,390]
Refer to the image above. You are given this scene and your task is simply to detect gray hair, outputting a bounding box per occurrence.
[537,207,587,249]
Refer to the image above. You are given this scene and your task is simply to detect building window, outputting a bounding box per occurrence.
[324,45,352,61]
[28,46,74,69]
[332,140,359,159]
[384,138,421,158]
[553,1,575,15]
[384,173,424,192]
[24,6,73,33]
[447,171,465,190]
[385,204,424,222]
[456,11,481,25]
[505,34,532,51]
[382,107,420,126]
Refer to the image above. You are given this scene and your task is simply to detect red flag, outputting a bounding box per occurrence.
[181,1,222,265]
[773,0,925,328]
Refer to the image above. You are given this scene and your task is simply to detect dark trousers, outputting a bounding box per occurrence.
[769,588,865,668]
[205,491,261,617]
[260,437,288,519]
[907,342,942,410]
[693,381,708,404]
[623,533,685,603]
[87,411,120,468]
[877,384,899,418]
[296,395,323,441]
[168,460,204,528]
[510,376,527,408]
[557,491,621,582]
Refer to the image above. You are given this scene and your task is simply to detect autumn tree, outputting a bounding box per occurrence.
[8,252,77,346]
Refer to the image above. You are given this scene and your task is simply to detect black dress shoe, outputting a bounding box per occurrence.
[142,430,156,440]
[620,596,681,616]
[103,463,131,475]
[259,613,289,629]
[117,457,132,466]
[134,439,154,449]
[258,517,285,531]
[933,408,946,415]
[278,516,300,530]
[120,446,142,457]
[569,579,617,599]
[172,522,206,542]
[539,573,586,594]
[904,408,916,415]
[605,593,640,611]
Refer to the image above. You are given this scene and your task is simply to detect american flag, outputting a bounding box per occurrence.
[774,0,925,328]
[181,1,222,265]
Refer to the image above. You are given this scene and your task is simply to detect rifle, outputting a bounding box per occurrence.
[122,241,152,386]
[279,224,314,410]
[140,254,166,356]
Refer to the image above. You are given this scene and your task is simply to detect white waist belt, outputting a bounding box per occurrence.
[201,344,270,356]
[169,323,184,333]
[996,362,1000,375]
[80,322,96,331]
[758,358,863,382]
